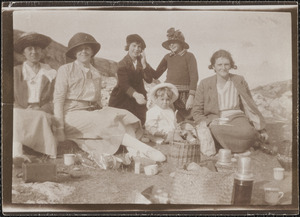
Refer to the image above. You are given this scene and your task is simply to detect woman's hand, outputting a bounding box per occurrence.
[259,131,269,143]
[55,128,66,142]
[133,92,147,105]
[140,51,147,69]
[185,95,194,110]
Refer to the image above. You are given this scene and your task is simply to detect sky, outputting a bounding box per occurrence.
[12,7,293,89]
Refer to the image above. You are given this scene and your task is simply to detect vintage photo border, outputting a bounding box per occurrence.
[1,1,299,215]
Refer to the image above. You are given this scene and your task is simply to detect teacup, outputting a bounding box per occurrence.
[273,167,285,180]
[264,187,284,205]
[144,164,158,176]
[64,154,76,166]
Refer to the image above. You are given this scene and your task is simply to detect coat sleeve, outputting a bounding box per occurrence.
[143,64,154,84]
[116,64,136,97]
[53,65,68,128]
[192,80,216,125]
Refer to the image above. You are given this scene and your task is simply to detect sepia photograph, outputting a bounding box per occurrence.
[2,1,298,215]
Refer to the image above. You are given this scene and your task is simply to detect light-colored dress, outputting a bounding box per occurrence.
[54,61,143,156]
[145,105,176,135]
[13,62,57,156]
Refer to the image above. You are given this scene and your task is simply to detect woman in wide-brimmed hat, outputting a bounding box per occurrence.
[13,32,57,165]
[54,32,166,164]
[108,34,154,125]
[192,49,269,153]
[151,28,199,123]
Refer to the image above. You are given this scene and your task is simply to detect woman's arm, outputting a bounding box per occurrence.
[53,66,68,141]
[187,53,199,96]
[152,56,168,80]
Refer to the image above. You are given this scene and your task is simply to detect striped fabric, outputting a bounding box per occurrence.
[217,79,240,112]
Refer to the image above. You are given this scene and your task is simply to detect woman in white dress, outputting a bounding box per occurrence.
[54,32,166,162]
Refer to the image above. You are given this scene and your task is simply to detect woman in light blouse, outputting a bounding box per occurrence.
[192,50,268,153]
[54,32,165,162]
[13,32,57,163]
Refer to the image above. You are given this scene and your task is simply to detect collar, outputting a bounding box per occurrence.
[75,60,100,78]
[169,49,187,57]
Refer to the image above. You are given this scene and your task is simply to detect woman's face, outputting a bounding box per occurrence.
[128,42,142,60]
[23,46,42,64]
[169,42,183,54]
[155,94,171,109]
[213,57,231,79]
[75,45,93,64]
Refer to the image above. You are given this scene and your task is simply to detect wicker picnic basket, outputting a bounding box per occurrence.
[170,168,235,204]
[168,121,201,169]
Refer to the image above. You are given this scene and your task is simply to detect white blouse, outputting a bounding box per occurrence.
[22,62,56,103]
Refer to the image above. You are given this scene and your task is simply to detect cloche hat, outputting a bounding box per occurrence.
[66,32,101,59]
[126,34,146,50]
[14,32,52,54]
[150,83,179,103]
[162,28,189,50]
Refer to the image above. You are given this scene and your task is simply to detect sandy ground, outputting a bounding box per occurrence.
[12,121,293,205]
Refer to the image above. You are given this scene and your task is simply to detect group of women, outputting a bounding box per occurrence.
[13,30,268,165]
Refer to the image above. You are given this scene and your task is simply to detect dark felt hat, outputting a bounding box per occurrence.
[162,28,189,50]
[66,32,101,59]
[126,34,146,50]
[14,32,52,54]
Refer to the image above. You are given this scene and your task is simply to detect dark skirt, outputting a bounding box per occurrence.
[209,114,259,153]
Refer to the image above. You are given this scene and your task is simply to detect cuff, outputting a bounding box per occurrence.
[126,87,136,97]
[189,90,196,96]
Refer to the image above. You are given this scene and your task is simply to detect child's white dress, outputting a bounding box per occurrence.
[145,105,176,143]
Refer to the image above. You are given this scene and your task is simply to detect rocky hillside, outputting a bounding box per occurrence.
[251,80,292,122]
[14,30,292,122]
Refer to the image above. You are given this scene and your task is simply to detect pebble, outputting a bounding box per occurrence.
[141,137,150,143]
[73,167,80,171]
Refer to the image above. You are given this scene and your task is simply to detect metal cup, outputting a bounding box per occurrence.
[236,157,253,179]
[218,149,232,164]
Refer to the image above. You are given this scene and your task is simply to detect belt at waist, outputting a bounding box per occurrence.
[65,99,101,111]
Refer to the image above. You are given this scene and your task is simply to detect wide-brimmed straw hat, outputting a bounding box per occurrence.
[66,32,101,59]
[14,32,52,54]
[162,28,189,50]
[126,34,146,50]
[150,83,179,103]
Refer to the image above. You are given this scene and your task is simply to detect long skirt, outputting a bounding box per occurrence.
[209,114,259,153]
[13,107,57,156]
[64,107,143,156]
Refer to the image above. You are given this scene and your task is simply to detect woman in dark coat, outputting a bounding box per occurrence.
[13,32,57,162]
[108,34,154,125]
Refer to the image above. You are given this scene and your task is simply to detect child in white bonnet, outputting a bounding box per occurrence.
[145,83,179,144]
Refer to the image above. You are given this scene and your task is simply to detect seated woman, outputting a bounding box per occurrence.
[192,49,268,153]
[13,32,57,162]
[108,34,153,125]
[53,32,166,163]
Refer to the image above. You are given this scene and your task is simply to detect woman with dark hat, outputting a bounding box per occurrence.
[108,34,154,125]
[13,32,57,163]
[54,32,166,163]
[192,49,269,153]
[151,28,199,123]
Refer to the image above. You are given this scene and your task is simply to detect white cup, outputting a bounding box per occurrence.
[218,149,232,163]
[64,154,76,166]
[144,164,158,176]
[264,187,284,205]
[273,167,285,180]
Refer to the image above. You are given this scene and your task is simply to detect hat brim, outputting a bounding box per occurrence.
[126,34,146,50]
[149,83,179,104]
[66,42,101,60]
[14,33,52,54]
[162,39,189,50]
